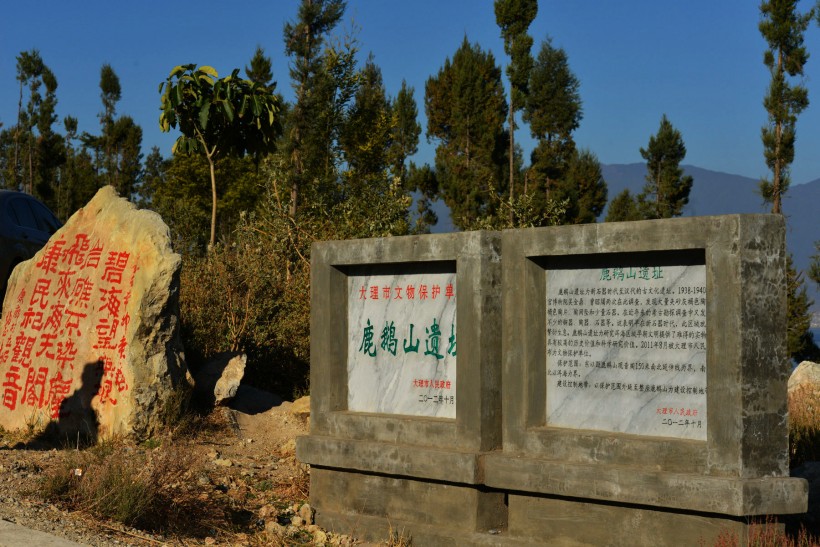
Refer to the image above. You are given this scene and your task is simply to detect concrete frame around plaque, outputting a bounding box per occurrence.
[485,215,807,517]
[297,231,503,484]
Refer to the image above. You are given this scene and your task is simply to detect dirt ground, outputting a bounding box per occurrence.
[0,389,362,546]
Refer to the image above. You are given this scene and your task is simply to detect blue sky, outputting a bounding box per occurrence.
[3,0,820,185]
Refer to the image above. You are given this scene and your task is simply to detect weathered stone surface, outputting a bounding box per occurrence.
[194,352,246,406]
[789,361,820,394]
[0,186,186,440]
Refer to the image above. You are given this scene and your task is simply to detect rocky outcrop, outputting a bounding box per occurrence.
[193,352,247,406]
[0,186,187,440]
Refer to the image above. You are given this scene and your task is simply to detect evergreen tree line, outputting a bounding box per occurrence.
[0,52,142,222]
[1,1,700,242]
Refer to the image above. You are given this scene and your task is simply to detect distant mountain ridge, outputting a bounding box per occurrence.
[601,163,820,320]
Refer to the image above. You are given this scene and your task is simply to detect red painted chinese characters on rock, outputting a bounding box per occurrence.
[1,232,136,422]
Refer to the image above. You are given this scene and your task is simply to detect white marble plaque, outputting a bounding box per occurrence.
[546,264,707,440]
[347,272,457,418]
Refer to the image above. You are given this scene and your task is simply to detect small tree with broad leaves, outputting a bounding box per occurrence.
[159,64,282,248]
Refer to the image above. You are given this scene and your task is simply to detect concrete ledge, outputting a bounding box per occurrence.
[297,435,484,484]
[484,453,808,516]
[310,467,507,546]
[315,509,537,547]
[507,494,762,547]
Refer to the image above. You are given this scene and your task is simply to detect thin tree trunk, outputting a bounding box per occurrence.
[208,153,217,250]
[14,80,22,191]
[509,99,514,224]
[28,139,33,194]
[773,49,783,215]
[656,165,662,218]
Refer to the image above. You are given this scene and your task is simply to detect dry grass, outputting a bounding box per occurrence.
[789,385,820,467]
[701,518,818,547]
[384,523,412,546]
[272,466,310,501]
[37,442,224,535]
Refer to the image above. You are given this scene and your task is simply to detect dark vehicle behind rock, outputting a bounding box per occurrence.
[0,190,62,303]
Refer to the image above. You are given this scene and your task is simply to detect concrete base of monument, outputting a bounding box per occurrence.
[507,494,774,547]
[309,467,790,546]
[483,454,809,516]
[309,467,508,546]
[297,435,485,484]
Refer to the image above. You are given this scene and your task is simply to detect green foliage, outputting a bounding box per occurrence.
[464,183,567,231]
[159,64,282,160]
[178,151,413,396]
[56,144,98,221]
[494,0,537,107]
[340,55,392,178]
[2,49,66,207]
[139,150,266,251]
[637,114,693,219]
[283,0,346,220]
[523,38,583,213]
[245,45,274,86]
[759,0,813,214]
[808,240,820,289]
[786,254,820,362]
[525,38,582,145]
[98,63,122,186]
[425,36,509,229]
[159,63,282,247]
[605,189,642,222]
[495,0,537,219]
[556,148,608,224]
[179,218,309,397]
[388,81,422,183]
[0,58,144,220]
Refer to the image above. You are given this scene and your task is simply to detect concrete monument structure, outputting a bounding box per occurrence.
[297,231,506,544]
[298,214,808,546]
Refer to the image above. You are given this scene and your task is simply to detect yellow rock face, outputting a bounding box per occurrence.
[0,186,186,440]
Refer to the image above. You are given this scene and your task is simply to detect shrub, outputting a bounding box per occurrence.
[179,214,310,398]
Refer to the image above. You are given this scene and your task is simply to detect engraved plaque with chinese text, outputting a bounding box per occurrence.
[347,272,457,418]
[546,264,706,440]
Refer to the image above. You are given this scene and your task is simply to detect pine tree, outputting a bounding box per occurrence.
[786,254,820,362]
[14,50,45,194]
[11,50,65,202]
[605,189,641,222]
[637,115,693,219]
[387,80,421,186]
[109,116,143,200]
[809,241,820,288]
[135,146,166,209]
[759,0,812,214]
[340,55,391,180]
[283,0,346,220]
[425,37,509,229]
[99,63,121,187]
[495,0,537,221]
[57,121,98,221]
[557,148,607,224]
[246,46,274,87]
[524,38,582,213]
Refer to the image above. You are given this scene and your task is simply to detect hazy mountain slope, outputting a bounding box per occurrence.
[602,164,819,320]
